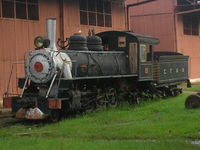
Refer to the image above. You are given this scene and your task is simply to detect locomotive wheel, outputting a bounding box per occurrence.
[161,89,167,98]
[128,92,139,105]
[82,95,98,111]
[167,86,181,97]
[179,88,183,94]
[168,88,181,97]
[49,110,61,122]
[170,89,175,97]
[97,88,119,108]
[177,88,183,95]
[105,88,119,108]
[173,88,181,97]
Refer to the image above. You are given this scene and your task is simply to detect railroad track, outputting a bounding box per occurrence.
[0,116,21,128]
[0,113,49,128]
[0,109,26,128]
[0,114,13,119]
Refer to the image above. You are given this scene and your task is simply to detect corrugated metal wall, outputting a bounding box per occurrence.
[127,0,177,51]
[176,15,200,79]
[0,0,61,97]
[63,0,125,36]
[127,0,200,79]
[0,0,126,98]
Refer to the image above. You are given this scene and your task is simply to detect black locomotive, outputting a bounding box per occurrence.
[3,19,190,121]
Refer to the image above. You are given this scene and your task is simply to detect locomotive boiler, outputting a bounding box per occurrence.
[3,18,190,121]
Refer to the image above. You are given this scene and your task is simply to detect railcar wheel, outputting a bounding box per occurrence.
[105,88,119,108]
[49,110,61,122]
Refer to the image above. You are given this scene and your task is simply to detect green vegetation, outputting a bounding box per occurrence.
[0,94,200,150]
[184,84,200,92]
[0,137,199,150]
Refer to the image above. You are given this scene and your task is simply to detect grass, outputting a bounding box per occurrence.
[36,94,200,140]
[0,94,200,149]
[184,84,200,92]
[0,137,199,150]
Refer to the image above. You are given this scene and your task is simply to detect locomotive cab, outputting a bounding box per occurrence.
[97,31,159,79]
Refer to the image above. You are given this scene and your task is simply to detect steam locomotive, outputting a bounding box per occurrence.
[3,18,190,121]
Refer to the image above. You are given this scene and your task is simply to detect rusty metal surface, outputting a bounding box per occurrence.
[3,98,12,108]
[49,99,62,109]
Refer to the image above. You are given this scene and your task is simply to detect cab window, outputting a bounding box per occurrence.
[140,44,151,62]
[140,44,147,62]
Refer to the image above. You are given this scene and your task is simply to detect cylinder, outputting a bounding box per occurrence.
[47,18,57,51]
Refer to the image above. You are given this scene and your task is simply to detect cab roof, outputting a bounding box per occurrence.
[97,30,160,45]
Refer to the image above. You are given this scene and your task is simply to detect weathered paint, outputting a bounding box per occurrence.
[0,0,126,98]
[3,97,12,108]
[49,99,62,109]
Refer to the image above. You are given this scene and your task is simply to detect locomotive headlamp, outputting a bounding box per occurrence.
[34,36,50,49]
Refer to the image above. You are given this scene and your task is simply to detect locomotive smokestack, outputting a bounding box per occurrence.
[47,18,57,51]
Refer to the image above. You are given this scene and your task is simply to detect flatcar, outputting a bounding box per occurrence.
[3,18,190,121]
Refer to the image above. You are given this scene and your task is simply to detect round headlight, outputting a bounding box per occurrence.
[34,36,50,49]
